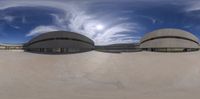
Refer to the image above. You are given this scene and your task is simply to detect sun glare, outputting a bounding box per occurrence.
[96,24,104,30]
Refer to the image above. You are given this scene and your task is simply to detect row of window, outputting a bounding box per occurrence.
[25,48,92,53]
[144,48,199,52]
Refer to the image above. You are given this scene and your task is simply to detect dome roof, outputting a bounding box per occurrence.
[140,28,199,43]
[140,28,200,49]
[27,31,94,45]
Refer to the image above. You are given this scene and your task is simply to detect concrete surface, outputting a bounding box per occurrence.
[0,50,200,99]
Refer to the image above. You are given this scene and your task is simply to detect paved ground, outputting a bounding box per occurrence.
[0,50,200,99]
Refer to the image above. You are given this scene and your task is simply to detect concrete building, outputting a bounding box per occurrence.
[0,43,23,50]
[23,31,95,54]
[140,28,200,52]
[95,43,141,53]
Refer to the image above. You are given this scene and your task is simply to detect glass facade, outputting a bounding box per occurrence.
[25,48,92,54]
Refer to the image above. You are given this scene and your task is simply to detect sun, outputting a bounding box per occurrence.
[95,24,104,30]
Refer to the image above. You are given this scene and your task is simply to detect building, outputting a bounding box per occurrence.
[0,43,23,50]
[23,31,95,54]
[95,43,141,53]
[140,28,200,52]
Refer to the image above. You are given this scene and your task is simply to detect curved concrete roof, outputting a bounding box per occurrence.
[140,28,199,43]
[26,31,94,46]
[140,38,199,48]
[140,28,200,48]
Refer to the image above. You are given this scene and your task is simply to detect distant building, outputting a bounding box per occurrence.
[140,28,200,52]
[23,31,95,54]
[0,43,23,50]
[96,43,141,53]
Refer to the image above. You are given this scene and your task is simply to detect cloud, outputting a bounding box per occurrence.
[184,0,200,12]
[27,25,62,37]
[0,14,15,22]
[0,15,20,29]
[10,25,20,29]
[183,0,200,20]
[3,16,15,22]
[0,0,142,45]
[0,15,21,29]
[94,23,141,45]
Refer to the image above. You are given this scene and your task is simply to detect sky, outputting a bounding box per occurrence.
[1,0,200,45]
